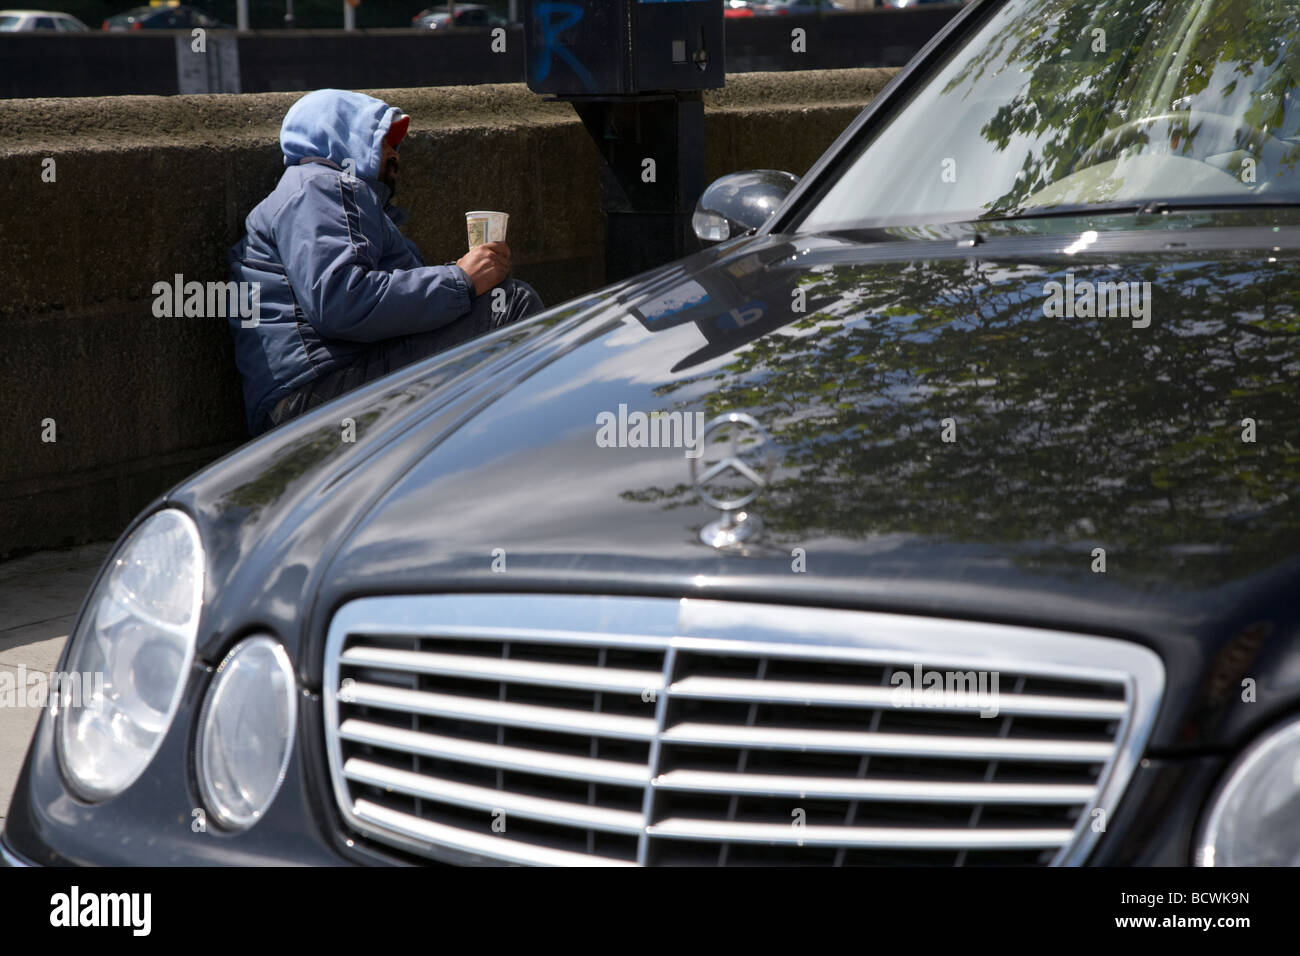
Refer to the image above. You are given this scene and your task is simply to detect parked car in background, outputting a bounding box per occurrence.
[102,3,228,30]
[725,0,755,18]
[0,9,88,29]
[752,0,846,14]
[411,4,507,29]
[5,0,1300,869]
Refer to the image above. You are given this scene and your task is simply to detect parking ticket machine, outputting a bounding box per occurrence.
[524,0,726,281]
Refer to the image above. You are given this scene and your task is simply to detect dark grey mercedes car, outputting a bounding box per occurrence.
[5,0,1300,867]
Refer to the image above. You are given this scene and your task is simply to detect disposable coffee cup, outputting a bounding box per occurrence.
[465,210,509,249]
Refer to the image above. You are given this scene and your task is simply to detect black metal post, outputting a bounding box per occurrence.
[571,92,706,283]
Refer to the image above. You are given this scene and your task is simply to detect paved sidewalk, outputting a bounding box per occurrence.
[0,542,113,828]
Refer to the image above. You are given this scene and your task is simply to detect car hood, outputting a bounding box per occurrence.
[171,212,1300,749]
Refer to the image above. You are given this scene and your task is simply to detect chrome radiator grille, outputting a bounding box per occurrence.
[322,596,1163,866]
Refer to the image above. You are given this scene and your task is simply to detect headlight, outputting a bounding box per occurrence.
[56,509,204,801]
[1197,714,1300,866]
[196,636,297,830]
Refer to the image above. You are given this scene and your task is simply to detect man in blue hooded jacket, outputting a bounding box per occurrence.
[229,88,545,435]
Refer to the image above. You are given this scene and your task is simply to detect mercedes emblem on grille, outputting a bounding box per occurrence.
[690,412,776,548]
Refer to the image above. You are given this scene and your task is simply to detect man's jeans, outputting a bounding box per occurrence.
[260,277,544,433]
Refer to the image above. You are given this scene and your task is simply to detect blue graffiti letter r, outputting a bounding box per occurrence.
[535,2,597,91]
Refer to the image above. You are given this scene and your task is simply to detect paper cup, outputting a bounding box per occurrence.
[465,210,509,248]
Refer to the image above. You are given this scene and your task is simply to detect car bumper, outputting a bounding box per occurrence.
[0,837,34,867]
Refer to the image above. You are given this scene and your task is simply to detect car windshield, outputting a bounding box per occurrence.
[796,0,1300,231]
[0,14,22,28]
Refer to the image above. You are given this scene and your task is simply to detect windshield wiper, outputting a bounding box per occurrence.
[980,197,1300,223]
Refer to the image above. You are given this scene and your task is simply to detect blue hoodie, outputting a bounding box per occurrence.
[229,89,475,434]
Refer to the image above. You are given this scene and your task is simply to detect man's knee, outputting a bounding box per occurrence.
[512,279,545,317]
[498,277,544,321]
[477,278,544,329]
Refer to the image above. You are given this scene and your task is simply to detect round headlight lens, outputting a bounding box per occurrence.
[57,509,204,801]
[1197,714,1300,866]
[196,636,297,830]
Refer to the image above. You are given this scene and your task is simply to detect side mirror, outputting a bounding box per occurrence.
[692,170,800,244]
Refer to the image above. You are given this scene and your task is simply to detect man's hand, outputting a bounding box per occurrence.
[456,241,511,297]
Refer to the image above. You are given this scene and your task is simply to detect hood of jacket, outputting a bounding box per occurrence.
[279,88,404,184]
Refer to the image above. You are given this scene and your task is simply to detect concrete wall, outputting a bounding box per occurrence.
[0,68,895,558]
[0,11,952,98]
